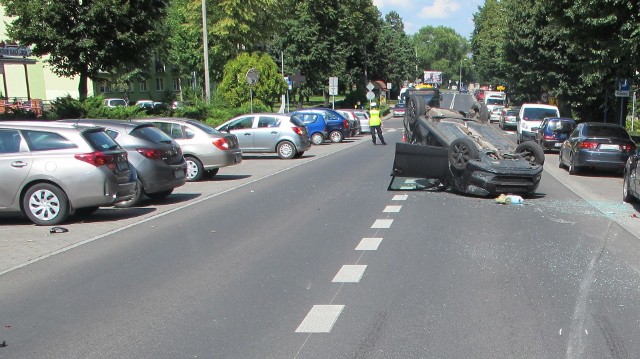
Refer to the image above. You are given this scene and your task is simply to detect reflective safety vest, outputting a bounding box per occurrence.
[369,109,381,126]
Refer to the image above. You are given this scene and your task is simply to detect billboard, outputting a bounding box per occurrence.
[424,71,442,85]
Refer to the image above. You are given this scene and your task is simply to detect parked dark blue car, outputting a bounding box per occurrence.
[291,108,350,144]
[535,117,576,151]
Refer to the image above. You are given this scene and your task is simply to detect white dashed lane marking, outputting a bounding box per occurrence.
[392,194,408,201]
[356,237,383,251]
[332,265,367,283]
[371,219,393,228]
[383,205,401,213]
[295,305,345,333]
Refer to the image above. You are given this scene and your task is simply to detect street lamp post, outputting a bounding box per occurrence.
[459,60,463,91]
[201,0,211,103]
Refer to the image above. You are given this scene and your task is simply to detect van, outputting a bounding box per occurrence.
[517,103,560,143]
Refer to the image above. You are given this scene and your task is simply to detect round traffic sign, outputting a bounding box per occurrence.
[366,91,375,100]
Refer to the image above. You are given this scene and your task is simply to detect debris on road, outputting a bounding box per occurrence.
[495,194,524,205]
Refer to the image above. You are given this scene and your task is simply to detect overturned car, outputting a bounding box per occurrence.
[390,90,545,197]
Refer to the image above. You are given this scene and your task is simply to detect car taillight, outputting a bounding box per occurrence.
[579,141,598,149]
[343,119,349,128]
[292,126,304,136]
[137,148,165,160]
[75,151,122,171]
[213,138,229,150]
[543,135,555,140]
[622,143,636,152]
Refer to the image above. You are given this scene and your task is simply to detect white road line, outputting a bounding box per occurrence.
[332,265,367,283]
[295,305,345,333]
[356,237,383,250]
[383,205,401,213]
[371,219,393,228]
[392,194,408,201]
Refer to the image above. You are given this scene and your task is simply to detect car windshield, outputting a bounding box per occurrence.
[585,125,630,138]
[486,98,505,105]
[130,124,175,143]
[109,99,127,107]
[523,108,558,120]
[506,110,518,116]
[187,120,220,134]
[547,120,574,133]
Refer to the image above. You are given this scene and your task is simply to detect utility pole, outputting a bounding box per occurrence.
[201,0,211,103]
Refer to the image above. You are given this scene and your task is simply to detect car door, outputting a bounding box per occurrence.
[561,125,582,162]
[225,116,255,151]
[252,115,280,151]
[0,129,32,208]
[391,142,449,181]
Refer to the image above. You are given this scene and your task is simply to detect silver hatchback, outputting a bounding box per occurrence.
[216,113,311,159]
[0,121,136,225]
[59,119,187,207]
[135,118,243,181]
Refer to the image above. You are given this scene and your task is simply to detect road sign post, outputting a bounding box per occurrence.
[329,77,338,109]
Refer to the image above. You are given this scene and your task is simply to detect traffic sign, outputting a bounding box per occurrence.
[366,82,375,91]
[245,68,259,86]
[329,77,338,96]
[366,91,375,100]
[616,78,631,97]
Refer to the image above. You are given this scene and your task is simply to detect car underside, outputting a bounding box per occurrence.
[390,94,545,197]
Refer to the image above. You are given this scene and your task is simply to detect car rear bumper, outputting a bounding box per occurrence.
[575,150,630,169]
[201,149,243,170]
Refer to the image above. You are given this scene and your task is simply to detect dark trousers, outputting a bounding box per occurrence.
[371,125,386,144]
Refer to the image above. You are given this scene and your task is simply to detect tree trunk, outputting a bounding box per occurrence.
[78,73,88,101]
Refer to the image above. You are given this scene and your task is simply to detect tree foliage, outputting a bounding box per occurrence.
[215,52,287,110]
[0,0,170,100]
[412,26,470,86]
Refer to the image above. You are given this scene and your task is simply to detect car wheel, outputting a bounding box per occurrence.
[185,156,204,182]
[205,168,219,178]
[558,153,566,169]
[569,155,580,175]
[448,137,480,171]
[623,168,636,203]
[74,206,99,216]
[294,151,304,158]
[329,130,344,143]
[515,141,545,166]
[407,95,427,122]
[146,189,173,199]
[311,133,324,145]
[115,179,144,208]
[22,183,70,226]
[277,141,296,159]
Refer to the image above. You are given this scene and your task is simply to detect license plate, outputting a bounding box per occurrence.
[554,143,562,147]
[174,169,185,179]
[599,144,619,150]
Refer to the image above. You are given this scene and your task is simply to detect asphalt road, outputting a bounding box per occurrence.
[1,117,640,358]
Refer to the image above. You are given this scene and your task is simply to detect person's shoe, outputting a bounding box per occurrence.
[372,141,376,145]
[382,142,387,145]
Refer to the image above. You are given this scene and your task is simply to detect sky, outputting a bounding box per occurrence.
[373,0,484,39]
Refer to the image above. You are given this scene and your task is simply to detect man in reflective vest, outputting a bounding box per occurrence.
[369,102,386,145]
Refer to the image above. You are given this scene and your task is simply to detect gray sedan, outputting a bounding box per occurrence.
[135,118,243,181]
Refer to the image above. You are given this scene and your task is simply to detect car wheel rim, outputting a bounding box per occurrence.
[186,160,199,180]
[331,132,341,142]
[451,143,471,167]
[28,189,61,221]
[280,143,293,157]
[312,134,323,145]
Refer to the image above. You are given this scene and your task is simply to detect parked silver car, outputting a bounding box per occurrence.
[134,118,243,181]
[0,121,137,225]
[59,119,187,207]
[216,113,311,159]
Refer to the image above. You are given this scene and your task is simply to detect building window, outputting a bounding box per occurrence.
[156,78,164,91]
[155,61,165,73]
[139,80,147,92]
[99,81,110,93]
[173,77,180,92]
[127,81,134,92]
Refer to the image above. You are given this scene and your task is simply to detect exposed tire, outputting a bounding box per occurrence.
[22,183,69,226]
[74,206,99,216]
[623,168,636,203]
[329,130,344,143]
[515,141,545,166]
[185,156,204,182]
[406,95,427,123]
[448,137,479,171]
[146,189,173,199]
[294,151,304,158]
[277,141,296,159]
[115,179,143,208]
[311,133,324,145]
[205,168,219,178]
[568,155,580,175]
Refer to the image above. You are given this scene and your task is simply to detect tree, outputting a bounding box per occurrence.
[471,0,510,88]
[0,0,170,100]
[412,26,470,86]
[215,52,287,110]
